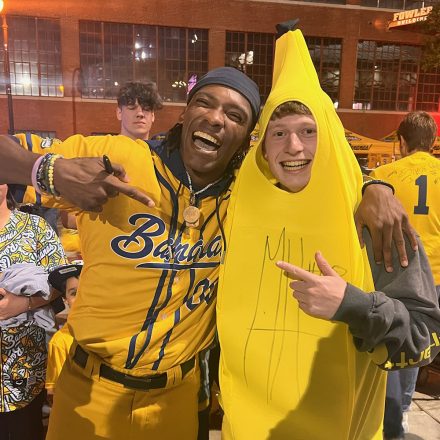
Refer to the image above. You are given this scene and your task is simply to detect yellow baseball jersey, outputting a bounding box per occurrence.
[46,324,74,391]
[10,133,62,206]
[19,134,229,375]
[218,29,384,440]
[372,152,440,285]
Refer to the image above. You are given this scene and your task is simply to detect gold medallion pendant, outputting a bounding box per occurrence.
[183,205,200,228]
[183,169,222,229]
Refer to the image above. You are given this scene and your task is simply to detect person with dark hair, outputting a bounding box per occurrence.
[56,81,164,258]
[0,63,420,439]
[396,111,437,154]
[116,81,163,141]
[0,185,67,440]
[372,111,440,440]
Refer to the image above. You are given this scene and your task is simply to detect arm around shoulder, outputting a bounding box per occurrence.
[333,229,440,370]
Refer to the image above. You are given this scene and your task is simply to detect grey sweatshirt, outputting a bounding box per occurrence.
[333,229,440,370]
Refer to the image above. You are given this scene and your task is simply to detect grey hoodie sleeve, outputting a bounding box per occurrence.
[332,229,440,370]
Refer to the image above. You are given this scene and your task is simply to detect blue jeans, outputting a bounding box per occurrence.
[400,367,419,412]
[384,368,418,437]
[384,370,405,438]
[384,284,440,437]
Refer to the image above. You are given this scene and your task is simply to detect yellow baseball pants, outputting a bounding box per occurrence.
[46,348,200,439]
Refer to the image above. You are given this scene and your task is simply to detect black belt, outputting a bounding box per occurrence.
[72,345,195,391]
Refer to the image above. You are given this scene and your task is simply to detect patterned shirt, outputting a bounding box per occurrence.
[0,210,67,412]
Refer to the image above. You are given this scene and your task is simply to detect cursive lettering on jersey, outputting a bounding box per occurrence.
[111,213,222,268]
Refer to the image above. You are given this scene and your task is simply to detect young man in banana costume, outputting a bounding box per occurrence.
[217,25,440,440]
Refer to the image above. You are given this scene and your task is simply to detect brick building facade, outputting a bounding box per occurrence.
[0,0,435,140]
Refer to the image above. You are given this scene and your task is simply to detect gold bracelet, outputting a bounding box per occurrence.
[28,296,32,311]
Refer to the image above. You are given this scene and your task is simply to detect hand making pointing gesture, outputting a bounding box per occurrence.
[53,156,155,212]
[276,251,347,320]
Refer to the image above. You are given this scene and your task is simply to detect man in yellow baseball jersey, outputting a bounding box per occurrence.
[0,67,260,440]
[218,26,440,440]
[0,65,423,438]
[13,82,163,257]
[58,81,163,259]
[371,111,440,439]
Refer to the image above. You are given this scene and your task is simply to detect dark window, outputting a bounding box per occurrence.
[225,31,275,102]
[226,32,342,104]
[354,41,420,111]
[306,37,342,106]
[0,16,63,97]
[417,67,440,112]
[79,21,208,102]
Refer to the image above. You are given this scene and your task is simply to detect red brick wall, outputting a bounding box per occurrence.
[338,110,406,140]
[1,0,425,140]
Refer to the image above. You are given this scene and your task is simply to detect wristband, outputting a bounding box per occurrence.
[47,154,62,197]
[31,156,45,194]
[361,179,395,196]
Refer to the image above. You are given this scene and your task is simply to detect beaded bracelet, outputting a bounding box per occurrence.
[361,179,395,196]
[47,154,62,196]
[35,153,63,196]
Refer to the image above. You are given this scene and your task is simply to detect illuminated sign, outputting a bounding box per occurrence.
[388,6,433,29]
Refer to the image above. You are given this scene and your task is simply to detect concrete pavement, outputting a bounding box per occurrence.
[209,392,440,439]
[406,392,440,440]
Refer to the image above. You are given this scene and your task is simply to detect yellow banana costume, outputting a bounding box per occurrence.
[217,29,385,439]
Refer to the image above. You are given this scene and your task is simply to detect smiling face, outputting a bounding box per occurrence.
[180,85,253,187]
[116,99,155,141]
[263,109,317,193]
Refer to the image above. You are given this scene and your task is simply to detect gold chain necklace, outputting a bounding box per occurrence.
[182,170,222,228]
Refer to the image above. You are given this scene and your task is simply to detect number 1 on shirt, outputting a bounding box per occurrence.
[414,175,429,215]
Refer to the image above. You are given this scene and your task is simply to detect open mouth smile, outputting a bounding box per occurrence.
[192,131,221,152]
[281,160,311,171]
